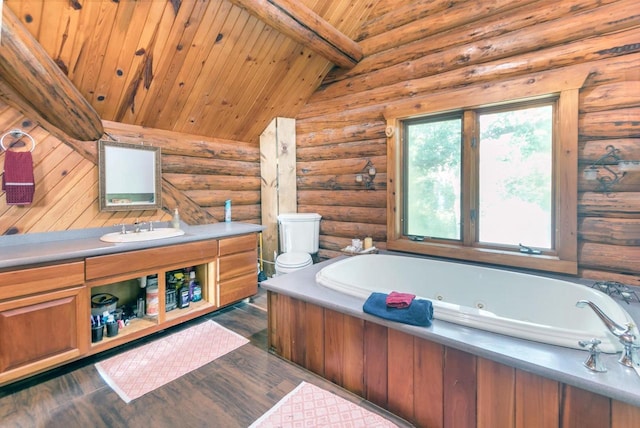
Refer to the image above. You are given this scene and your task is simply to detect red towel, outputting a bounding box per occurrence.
[2,150,35,205]
[386,291,416,309]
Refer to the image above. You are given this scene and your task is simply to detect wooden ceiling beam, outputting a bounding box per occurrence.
[229,0,363,69]
[0,6,103,141]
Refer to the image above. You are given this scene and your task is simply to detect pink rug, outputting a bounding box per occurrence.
[250,382,399,427]
[95,321,249,403]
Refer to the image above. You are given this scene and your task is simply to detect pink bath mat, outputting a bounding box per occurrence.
[95,321,249,403]
[249,381,400,427]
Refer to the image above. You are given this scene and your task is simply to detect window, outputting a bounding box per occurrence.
[385,70,585,274]
[404,100,554,249]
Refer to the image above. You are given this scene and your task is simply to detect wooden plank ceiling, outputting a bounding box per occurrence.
[4,0,377,145]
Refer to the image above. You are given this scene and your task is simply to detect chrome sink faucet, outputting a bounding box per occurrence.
[576,300,638,367]
[114,219,155,234]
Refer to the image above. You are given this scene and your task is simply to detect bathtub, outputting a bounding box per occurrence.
[315,254,637,353]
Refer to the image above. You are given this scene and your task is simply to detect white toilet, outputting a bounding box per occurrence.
[275,213,321,275]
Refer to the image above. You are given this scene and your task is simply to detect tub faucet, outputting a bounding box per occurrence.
[576,300,638,367]
[578,338,607,372]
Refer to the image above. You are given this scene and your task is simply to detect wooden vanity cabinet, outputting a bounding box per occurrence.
[0,232,259,386]
[0,261,86,385]
[218,234,258,307]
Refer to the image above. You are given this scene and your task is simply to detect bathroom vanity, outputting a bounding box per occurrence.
[0,222,261,386]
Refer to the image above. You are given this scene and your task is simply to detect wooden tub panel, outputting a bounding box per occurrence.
[267,292,640,428]
[443,347,476,428]
[388,329,415,419]
[477,358,515,427]
[561,385,611,427]
[414,338,444,427]
[515,370,560,428]
[364,321,388,407]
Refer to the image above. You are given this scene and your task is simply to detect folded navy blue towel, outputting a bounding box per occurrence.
[363,292,433,327]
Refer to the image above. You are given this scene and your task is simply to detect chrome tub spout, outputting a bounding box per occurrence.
[576,300,637,367]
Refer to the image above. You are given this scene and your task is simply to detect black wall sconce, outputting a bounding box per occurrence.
[583,145,640,193]
[355,160,377,189]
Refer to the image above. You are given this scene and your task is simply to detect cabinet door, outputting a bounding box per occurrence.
[0,286,85,385]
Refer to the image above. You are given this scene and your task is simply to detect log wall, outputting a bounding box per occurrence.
[295,0,640,282]
[0,102,261,235]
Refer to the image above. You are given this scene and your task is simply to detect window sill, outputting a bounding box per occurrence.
[387,238,578,275]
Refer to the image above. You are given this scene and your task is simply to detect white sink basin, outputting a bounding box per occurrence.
[100,228,185,243]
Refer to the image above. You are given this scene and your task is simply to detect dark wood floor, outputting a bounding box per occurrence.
[0,287,411,427]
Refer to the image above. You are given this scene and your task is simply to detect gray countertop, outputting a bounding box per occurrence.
[0,222,264,270]
[261,255,640,408]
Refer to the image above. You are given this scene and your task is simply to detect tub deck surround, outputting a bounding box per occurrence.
[0,222,263,270]
[261,255,640,408]
[315,254,636,353]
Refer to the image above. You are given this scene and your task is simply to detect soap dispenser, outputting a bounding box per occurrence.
[171,208,181,229]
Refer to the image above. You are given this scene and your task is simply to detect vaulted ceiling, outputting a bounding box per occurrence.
[3,0,378,145]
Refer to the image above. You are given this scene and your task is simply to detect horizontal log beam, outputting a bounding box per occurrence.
[206,205,261,223]
[578,268,640,287]
[297,173,387,191]
[580,81,640,113]
[579,192,640,217]
[579,139,640,163]
[298,190,386,208]
[579,242,640,274]
[320,219,386,241]
[0,7,103,141]
[298,155,386,176]
[305,19,640,114]
[297,121,386,147]
[297,138,387,161]
[229,0,362,68]
[579,217,640,245]
[164,173,260,192]
[103,120,259,161]
[579,108,640,139]
[360,0,539,56]
[299,205,387,225]
[162,154,259,176]
[185,190,261,207]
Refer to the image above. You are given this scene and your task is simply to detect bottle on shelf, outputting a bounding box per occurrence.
[188,270,200,302]
[172,207,181,228]
[224,200,231,222]
[145,275,159,317]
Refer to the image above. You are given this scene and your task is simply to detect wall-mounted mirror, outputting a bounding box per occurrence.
[98,140,162,211]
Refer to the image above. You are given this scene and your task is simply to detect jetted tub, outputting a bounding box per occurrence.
[316,254,637,353]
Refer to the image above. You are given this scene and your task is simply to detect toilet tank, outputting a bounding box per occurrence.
[278,213,321,254]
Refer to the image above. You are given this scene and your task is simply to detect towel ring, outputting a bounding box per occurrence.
[1,129,36,152]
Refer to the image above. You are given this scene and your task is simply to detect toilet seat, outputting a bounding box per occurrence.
[275,251,312,274]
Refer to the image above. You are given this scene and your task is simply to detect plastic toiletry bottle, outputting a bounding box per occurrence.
[172,207,180,228]
[224,200,231,222]
[188,270,199,301]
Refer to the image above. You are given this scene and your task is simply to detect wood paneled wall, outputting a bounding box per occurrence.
[269,292,640,428]
[295,0,640,283]
[0,102,260,235]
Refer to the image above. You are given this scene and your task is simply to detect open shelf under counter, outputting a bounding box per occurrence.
[164,299,215,323]
[88,316,158,354]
